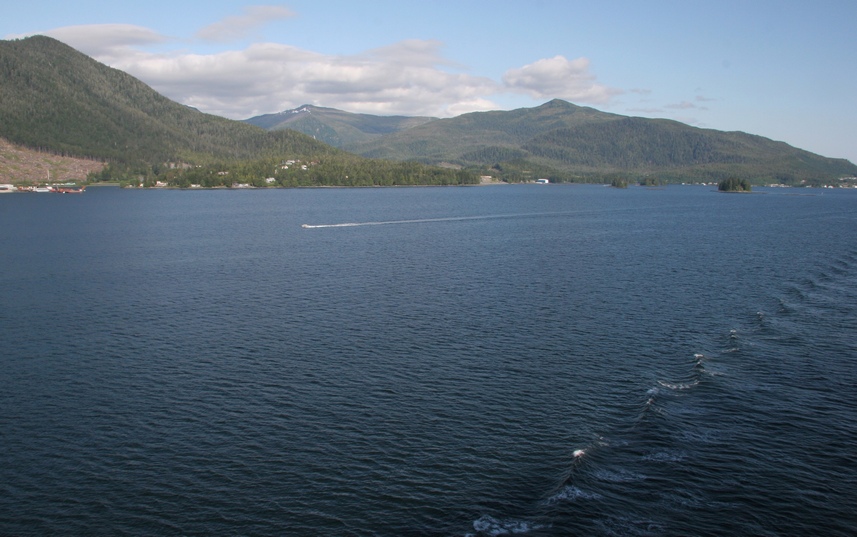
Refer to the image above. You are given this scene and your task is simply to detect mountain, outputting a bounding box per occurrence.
[250,99,857,185]
[0,35,475,187]
[0,36,334,169]
[3,35,852,186]
[245,105,435,148]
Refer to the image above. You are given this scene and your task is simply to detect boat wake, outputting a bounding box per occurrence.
[301,212,574,229]
[466,249,857,535]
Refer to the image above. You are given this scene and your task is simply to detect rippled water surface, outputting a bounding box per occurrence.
[2,185,856,536]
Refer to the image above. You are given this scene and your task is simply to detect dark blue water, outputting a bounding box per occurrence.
[1,185,856,536]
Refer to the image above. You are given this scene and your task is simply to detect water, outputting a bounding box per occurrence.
[1,185,856,536]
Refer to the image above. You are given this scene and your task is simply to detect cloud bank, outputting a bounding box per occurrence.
[19,16,622,119]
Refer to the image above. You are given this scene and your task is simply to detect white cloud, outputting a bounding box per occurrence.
[11,23,623,120]
[196,5,296,42]
[11,24,169,60]
[502,55,621,104]
[103,40,500,118]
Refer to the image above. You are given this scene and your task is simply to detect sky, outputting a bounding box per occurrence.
[3,0,856,163]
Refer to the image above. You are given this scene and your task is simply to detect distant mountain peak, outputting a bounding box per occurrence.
[275,105,313,116]
[539,98,576,109]
[245,105,436,147]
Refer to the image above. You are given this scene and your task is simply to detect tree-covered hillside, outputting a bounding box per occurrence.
[251,99,857,185]
[0,36,332,167]
[346,99,613,161]
[519,116,855,183]
[0,36,477,186]
[148,154,476,188]
[356,100,857,184]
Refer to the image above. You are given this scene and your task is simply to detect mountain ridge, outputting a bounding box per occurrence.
[2,35,854,186]
[247,99,857,185]
[245,104,436,148]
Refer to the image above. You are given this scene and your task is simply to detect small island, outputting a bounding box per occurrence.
[718,178,752,192]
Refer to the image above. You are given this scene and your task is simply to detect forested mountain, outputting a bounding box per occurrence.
[0,36,475,186]
[245,105,435,147]
[251,99,857,185]
[0,36,332,167]
[3,35,853,186]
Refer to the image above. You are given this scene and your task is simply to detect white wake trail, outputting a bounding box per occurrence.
[301,212,572,229]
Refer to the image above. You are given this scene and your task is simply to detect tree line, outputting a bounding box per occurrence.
[101,155,479,188]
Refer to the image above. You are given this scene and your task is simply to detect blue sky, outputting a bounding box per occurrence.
[4,0,856,163]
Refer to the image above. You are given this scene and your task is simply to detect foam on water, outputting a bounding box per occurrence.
[468,515,547,536]
[656,379,699,390]
[545,485,602,505]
